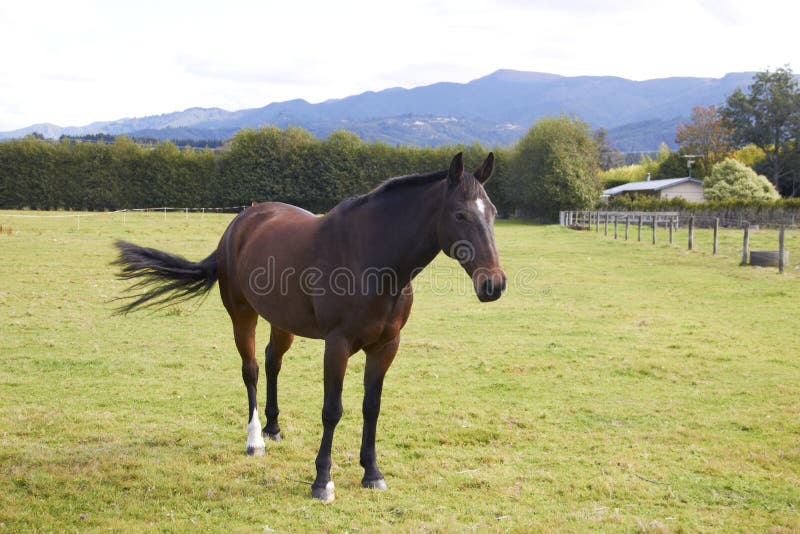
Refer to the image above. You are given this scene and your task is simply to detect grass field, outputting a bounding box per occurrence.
[1,210,798,532]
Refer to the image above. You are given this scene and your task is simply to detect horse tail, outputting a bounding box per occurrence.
[112,240,218,314]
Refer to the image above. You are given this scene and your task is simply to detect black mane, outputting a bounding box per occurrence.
[338,170,449,210]
[336,168,486,214]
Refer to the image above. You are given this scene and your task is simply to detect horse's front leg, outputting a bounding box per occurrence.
[311,336,350,503]
[360,335,399,490]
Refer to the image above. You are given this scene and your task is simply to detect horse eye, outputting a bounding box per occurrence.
[454,212,467,222]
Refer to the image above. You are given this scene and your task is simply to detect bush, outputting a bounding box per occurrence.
[705,158,779,201]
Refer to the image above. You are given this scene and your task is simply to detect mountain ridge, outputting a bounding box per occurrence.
[0,70,757,151]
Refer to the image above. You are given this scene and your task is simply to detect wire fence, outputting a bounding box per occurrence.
[0,206,248,218]
[0,206,250,234]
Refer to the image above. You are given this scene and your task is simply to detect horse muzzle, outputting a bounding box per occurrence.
[474,271,507,302]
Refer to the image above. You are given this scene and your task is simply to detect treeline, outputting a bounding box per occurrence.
[59,133,226,149]
[0,136,217,211]
[0,128,514,214]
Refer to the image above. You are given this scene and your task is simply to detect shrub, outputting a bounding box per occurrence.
[705,158,779,201]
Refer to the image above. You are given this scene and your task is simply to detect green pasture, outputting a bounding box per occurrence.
[0,210,798,532]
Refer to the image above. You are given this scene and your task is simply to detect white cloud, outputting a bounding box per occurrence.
[0,0,798,131]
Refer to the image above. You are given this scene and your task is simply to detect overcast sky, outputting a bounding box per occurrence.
[0,0,797,131]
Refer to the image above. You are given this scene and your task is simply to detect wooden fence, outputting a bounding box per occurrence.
[560,211,679,229]
[559,211,792,273]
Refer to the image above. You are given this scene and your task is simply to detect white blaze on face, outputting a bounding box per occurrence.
[475,198,486,215]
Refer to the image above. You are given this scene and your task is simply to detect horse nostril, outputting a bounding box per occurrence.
[478,276,505,302]
[482,279,495,296]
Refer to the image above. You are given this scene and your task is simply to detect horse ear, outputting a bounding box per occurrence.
[448,152,464,185]
[473,152,494,184]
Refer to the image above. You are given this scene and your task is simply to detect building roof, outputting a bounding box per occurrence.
[603,177,703,196]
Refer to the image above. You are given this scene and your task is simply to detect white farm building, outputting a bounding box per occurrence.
[603,177,704,202]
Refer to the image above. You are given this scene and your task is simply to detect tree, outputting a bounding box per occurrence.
[652,151,692,179]
[704,158,779,201]
[732,144,766,168]
[675,104,732,173]
[676,105,731,161]
[506,116,601,219]
[720,67,800,191]
[595,128,624,171]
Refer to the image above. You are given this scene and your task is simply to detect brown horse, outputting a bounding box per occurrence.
[113,152,506,502]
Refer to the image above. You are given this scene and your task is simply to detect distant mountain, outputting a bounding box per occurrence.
[0,70,756,152]
[606,118,686,154]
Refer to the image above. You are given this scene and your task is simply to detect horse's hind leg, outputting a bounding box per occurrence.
[311,336,351,503]
[360,335,400,490]
[263,325,294,441]
[230,307,265,456]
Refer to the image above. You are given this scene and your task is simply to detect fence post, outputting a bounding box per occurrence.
[779,224,785,274]
[595,213,599,232]
[688,216,694,250]
[713,218,719,255]
[614,216,618,239]
[604,214,608,236]
[669,220,673,244]
[637,215,643,242]
[741,223,750,265]
[652,216,657,245]
[163,207,167,222]
[625,216,629,240]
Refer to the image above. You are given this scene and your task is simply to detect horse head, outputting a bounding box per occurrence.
[437,152,507,302]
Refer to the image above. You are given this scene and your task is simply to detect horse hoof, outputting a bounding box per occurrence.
[311,481,335,504]
[263,430,281,442]
[246,445,265,456]
[362,478,387,490]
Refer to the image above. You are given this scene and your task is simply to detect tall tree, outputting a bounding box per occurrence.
[720,67,800,190]
[595,128,625,171]
[675,105,732,173]
[506,116,601,220]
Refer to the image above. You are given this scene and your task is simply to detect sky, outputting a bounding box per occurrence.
[1,0,798,132]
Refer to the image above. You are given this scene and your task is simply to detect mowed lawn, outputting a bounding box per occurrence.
[0,211,798,532]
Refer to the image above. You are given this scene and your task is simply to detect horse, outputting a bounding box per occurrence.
[112,152,506,502]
